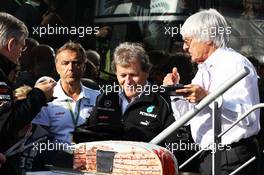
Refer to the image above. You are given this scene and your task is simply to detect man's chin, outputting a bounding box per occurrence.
[63,78,79,84]
[124,90,138,98]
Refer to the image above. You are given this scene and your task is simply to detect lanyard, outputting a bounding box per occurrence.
[66,99,81,128]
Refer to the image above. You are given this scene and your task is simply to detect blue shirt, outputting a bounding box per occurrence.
[32,80,100,144]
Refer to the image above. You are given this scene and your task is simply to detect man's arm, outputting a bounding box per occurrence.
[0,87,46,134]
[0,79,55,151]
[12,88,47,130]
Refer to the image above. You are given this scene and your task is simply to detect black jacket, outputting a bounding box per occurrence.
[122,92,176,142]
[0,54,46,152]
[81,90,177,144]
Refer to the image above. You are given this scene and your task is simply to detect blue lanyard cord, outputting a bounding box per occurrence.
[66,99,82,128]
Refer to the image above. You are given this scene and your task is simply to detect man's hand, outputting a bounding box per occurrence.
[35,80,56,102]
[0,153,6,168]
[163,67,180,86]
[176,84,208,103]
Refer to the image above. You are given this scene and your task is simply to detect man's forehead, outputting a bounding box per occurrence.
[182,35,192,40]
[56,49,78,60]
[116,60,140,68]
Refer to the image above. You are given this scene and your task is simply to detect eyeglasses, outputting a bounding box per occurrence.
[183,37,193,47]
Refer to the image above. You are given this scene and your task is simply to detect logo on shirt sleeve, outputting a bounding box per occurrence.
[140,120,150,126]
[0,82,12,108]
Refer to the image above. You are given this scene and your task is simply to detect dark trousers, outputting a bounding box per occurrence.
[199,137,263,175]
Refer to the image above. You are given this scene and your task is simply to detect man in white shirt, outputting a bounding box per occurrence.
[163,9,261,175]
[33,41,100,144]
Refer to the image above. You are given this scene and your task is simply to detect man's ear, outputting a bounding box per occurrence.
[206,40,214,46]
[7,37,16,52]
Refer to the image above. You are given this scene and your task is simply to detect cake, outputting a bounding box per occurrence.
[73,141,178,175]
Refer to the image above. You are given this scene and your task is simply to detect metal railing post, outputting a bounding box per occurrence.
[212,101,222,175]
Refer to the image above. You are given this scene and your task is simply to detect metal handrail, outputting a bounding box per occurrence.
[229,149,264,175]
[149,66,254,174]
[218,103,264,138]
[179,104,264,172]
[225,103,264,175]
[150,66,250,144]
[172,67,263,174]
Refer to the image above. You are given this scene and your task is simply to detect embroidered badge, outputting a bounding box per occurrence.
[146,105,155,113]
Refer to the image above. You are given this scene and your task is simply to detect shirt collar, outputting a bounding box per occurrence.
[198,47,225,70]
[118,81,149,103]
[54,80,90,101]
[79,82,91,99]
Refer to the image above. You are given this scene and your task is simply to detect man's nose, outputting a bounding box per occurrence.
[125,75,133,84]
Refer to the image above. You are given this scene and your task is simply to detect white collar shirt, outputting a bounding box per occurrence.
[189,47,260,148]
[32,80,100,144]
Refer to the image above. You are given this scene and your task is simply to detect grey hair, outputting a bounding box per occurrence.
[112,42,152,72]
[55,41,87,63]
[180,9,230,48]
[0,12,28,48]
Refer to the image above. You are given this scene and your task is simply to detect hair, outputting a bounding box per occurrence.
[55,41,87,63]
[26,38,39,49]
[180,9,229,48]
[13,85,32,101]
[0,12,29,48]
[41,11,64,26]
[112,42,152,72]
[86,49,100,67]
[85,50,100,78]
[30,44,56,79]
[19,38,40,71]
[84,59,98,78]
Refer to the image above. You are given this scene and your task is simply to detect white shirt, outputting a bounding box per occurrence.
[189,48,260,148]
[32,80,100,144]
